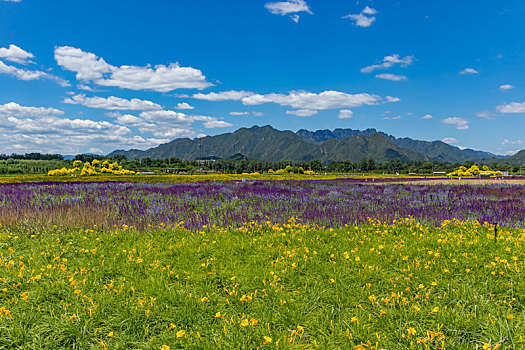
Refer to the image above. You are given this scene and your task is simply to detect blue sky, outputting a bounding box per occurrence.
[0,0,524,156]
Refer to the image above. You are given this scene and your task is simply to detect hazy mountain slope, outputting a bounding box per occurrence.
[296,128,500,163]
[320,133,427,163]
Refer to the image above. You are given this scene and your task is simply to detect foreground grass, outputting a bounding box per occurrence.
[1,219,524,349]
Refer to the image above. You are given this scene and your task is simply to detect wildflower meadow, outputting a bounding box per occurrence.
[1,178,524,349]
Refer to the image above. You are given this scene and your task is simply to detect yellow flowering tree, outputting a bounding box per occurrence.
[48,159,138,176]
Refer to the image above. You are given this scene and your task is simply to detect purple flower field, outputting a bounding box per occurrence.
[1,179,524,230]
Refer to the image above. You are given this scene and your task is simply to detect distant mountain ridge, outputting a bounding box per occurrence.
[297,128,500,163]
[109,125,512,164]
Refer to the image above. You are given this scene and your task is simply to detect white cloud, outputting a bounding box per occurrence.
[502,139,524,145]
[383,115,402,120]
[230,111,250,116]
[242,90,380,110]
[77,84,100,92]
[459,68,479,75]
[286,109,317,117]
[175,102,194,110]
[1,0,22,2]
[0,102,64,117]
[0,60,70,86]
[138,110,193,123]
[99,64,212,92]
[496,102,525,114]
[361,6,377,15]
[0,102,172,154]
[421,114,433,119]
[290,15,300,23]
[136,109,231,129]
[343,13,375,27]
[338,109,353,119]
[115,114,147,127]
[265,0,312,16]
[0,44,34,64]
[499,84,515,91]
[361,54,413,73]
[252,111,265,116]
[64,94,162,111]
[55,46,212,92]
[503,149,520,155]
[375,73,407,81]
[442,117,469,130]
[476,111,497,120]
[203,120,233,128]
[192,90,255,101]
[441,137,459,144]
[192,90,380,110]
[54,46,112,80]
[385,96,401,103]
[342,7,378,27]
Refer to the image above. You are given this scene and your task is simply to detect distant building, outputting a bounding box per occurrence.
[433,171,446,177]
[479,172,492,179]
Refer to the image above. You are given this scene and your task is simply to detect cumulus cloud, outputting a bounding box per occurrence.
[338,109,353,119]
[375,73,407,81]
[203,120,233,128]
[496,102,525,114]
[286,109,317,117]
[230,111,250,116]
[242,90,380,109]
[500,84,515,91]
[77,84,101,92]
[193,90,381,111]
[265,0,312,22]
[442,117,469,130]
[0,102,170,155]
[385,96,401,103]
[0,44,34,64]
[0,60,70,86]
[476,111,497,120]
[382,115,402,120]
[441,137,459,144]
[361,54,413,73]
[290,15,300,23]
[175,102,194,110]
[63,94,162,110]
[459,68,479,75]
[137,109,231,130]
[112,109,232,145]
[342,6,377,27]
[192,90,255,101]
[421,114,433,119]
[0,102,64,117]
[502,139,524,145]
[54,46,212,92]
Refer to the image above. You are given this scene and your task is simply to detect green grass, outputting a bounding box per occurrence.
[1,219,523,349]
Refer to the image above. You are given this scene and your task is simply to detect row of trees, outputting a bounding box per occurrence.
[1,153,525,175]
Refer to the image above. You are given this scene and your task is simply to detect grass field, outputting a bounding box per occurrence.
[1,218,523,349]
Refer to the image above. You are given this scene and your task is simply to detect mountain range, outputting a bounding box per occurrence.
[109,125,520,164]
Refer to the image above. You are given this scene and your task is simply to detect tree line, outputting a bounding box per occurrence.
[0,153,524,175]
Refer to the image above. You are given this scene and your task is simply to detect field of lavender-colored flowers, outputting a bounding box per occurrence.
[1,179,524,230]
